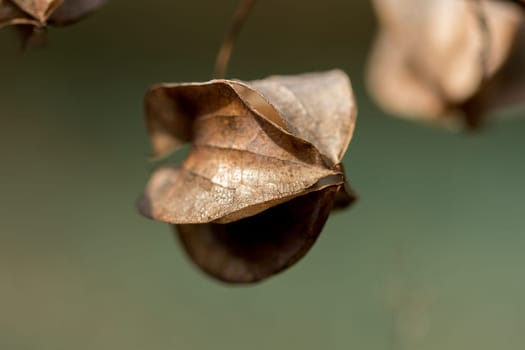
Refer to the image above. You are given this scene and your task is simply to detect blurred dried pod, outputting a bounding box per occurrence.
[367,0,525,129]
[0,0,38,27]
[48,0,106,25]
[0,0,105,45]
[138,70,358,283]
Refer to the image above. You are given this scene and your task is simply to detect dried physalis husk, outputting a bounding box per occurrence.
[138,70,357,284]
[367,0,525,129]
[0,0,105,45]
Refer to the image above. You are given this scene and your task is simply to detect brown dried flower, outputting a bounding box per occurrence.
[0,0,105,43]
[367,0,525,129]
[138,70,357,283]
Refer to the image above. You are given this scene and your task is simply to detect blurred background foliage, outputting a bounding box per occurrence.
[1,1,525,349]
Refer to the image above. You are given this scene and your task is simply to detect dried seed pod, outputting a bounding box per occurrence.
[0,0,105,42]
[138,70,357,283]
[367,0,525,129]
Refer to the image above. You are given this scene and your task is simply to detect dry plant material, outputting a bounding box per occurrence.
[138,70,357,283]
[0,0,105,44]
[510,0,525,7]
[367,0,525,129]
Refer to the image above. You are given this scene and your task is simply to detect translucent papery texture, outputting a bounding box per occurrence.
[139,70,358,283]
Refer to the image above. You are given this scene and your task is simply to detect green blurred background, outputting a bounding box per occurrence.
[1,1,525,349]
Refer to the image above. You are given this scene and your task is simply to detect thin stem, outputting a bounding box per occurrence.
[213,0,257,79]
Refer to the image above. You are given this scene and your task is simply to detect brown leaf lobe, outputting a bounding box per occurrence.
[176,187,339,284]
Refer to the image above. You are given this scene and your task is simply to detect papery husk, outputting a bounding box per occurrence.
[139,70,358,283]
[0,0,105,31]
[368,0,525,129]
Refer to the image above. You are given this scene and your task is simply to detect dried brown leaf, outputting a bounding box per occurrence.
[368,0,525,128]
[138,70,357,283]
[248,71,356,166]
